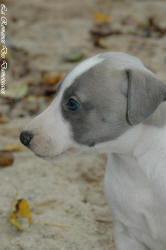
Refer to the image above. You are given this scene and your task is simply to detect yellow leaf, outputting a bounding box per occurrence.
[41,72,65,86]
[8,212,24,231]
[16,199,32,223]
[94,12,111,24]
[8,197,32,231]
[8,195,69,231]
[3,144,23,152]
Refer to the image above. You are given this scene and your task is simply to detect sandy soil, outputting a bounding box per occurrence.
[1,0,166,249]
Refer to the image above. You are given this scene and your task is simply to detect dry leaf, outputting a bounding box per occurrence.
[8,198,32,231]
[94,38,108,49]
[90,23,121,37]
[3,144,23,152]
[8,210,24,231]
[8,196,69,231]
[94,12,111,24]
[0,113,9,124]
[0,151,14,167]
[91,12,121,38]
[16,199,32,223]
[41,72,65,86]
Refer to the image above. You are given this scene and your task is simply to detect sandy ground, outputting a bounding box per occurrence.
[1,0,166,249]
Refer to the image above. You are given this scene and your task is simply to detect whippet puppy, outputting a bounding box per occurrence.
[20,52,166,250]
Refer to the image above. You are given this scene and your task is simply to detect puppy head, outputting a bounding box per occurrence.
[20,52,166,158]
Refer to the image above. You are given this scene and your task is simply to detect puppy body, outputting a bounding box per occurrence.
[20,52,166,250]
[104,114,166,250]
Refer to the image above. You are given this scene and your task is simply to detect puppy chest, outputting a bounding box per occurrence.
[104,154,166,242]
[104,162,152,224]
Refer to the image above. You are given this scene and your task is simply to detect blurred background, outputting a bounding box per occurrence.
[0,0,166,249]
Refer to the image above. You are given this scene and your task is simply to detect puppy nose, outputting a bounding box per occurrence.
[20,131,33,146]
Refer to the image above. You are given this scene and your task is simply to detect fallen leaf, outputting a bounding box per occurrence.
[8,198,32,231]
[5,82,28,99]
[64,50,84,63]
[0,113,9,124]
[94,12,111,24]
[8,210,24,231]
[3,144,23,152]
[90,22,122,37]
[41,72,65,86]
[0,151,14,167]
[8,196,69,231]
[94,38,108,49]
[16,199,32,223]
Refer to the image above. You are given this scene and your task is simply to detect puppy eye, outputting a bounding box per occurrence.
[65,97,80,111]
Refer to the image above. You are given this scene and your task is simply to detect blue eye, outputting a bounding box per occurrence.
[66,97,80,111]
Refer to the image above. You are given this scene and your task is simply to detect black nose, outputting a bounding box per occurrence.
[20,131,33,146]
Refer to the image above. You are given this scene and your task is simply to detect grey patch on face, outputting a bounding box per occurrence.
[61,63,130,147]
[59,52,166,147]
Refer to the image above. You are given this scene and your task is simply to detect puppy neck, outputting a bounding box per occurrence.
[143,102,166,128]
[95,123,144,156]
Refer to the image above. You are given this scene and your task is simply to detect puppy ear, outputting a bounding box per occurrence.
[126,69,166,125]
